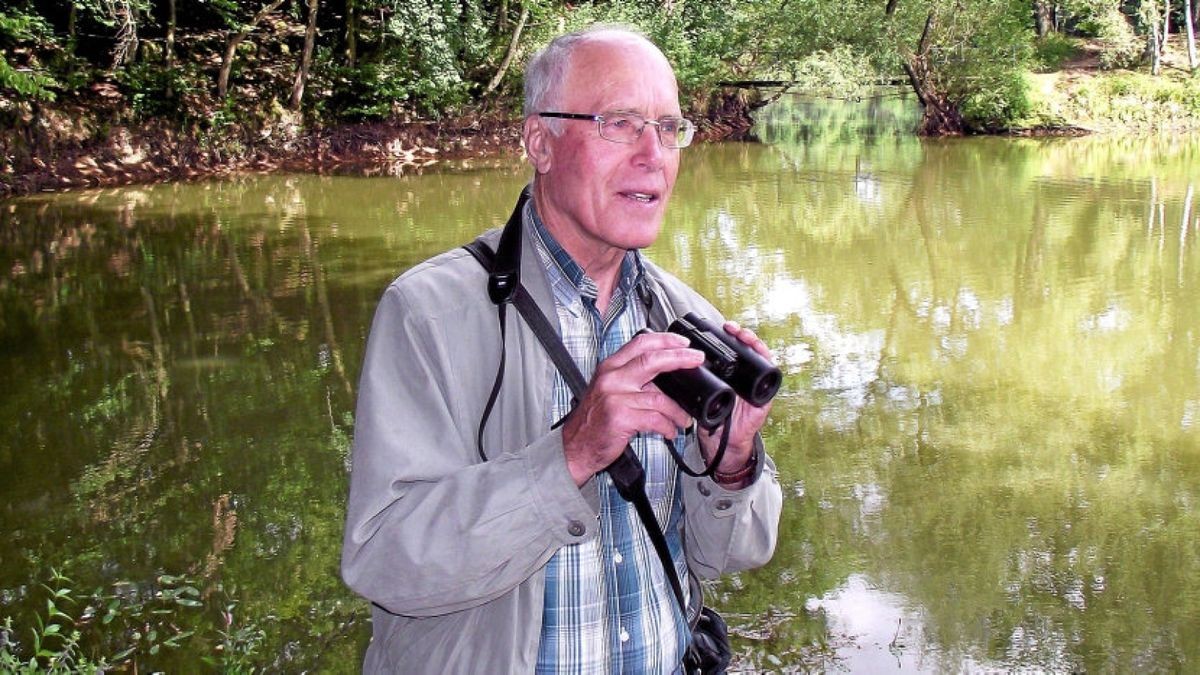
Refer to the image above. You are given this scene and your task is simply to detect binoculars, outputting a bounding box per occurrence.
[650,313,782,429]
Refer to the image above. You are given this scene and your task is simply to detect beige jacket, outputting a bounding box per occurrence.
[341,212,783,673]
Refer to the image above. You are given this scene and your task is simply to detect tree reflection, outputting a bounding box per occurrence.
[1,137,1197,669]
[659,116,1199,669]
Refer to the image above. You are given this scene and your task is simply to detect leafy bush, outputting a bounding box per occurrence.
[1033,33,1082,71]
[787,47,876,98]
[1089,7,1142,69]
[961,69,1033,129]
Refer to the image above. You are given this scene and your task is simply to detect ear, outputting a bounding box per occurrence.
[523,116,553,174]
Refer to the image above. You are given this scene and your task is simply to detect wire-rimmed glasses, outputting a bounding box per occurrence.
[537,111,696,149]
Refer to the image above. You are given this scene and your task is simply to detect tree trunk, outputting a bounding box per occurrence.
[484,1,530,96]
[345,0,357,68]
[903,12,965,135]
[290,0,320,110]
[111,0,140,69]
[67,4,77,54]
[218,0,287,99]
[1151,0,1171,74]
[165,0,176,96]
[1149,0,1163,75]
[1034,0,1054,37]
[1186,0,1198,71]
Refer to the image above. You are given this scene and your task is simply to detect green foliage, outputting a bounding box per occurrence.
[0,570,109,673]
[1056,70,1200,128]
[1033,33,1083,71]
[0,55,58,101]
[961,70,1033,129]
[1057,0,1143,68]
[786,47,877,98]
[378,0,489,114]
[0,9,59,100]
[0,568,271,671]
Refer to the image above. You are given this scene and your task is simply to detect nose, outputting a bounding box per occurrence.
[632,122,665,169]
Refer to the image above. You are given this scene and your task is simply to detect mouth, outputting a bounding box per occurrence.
[619,191,660,205]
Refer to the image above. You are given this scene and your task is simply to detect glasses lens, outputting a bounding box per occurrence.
[599,113,641,143]
[661,118,694,149]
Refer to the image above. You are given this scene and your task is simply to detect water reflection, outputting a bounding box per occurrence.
[1,120,1198,670]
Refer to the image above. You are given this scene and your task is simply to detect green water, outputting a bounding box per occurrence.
[1,101,1198,671]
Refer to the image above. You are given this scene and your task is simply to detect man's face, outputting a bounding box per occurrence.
[528,36,682,266]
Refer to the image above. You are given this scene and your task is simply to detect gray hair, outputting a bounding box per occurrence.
[522,24,653,121]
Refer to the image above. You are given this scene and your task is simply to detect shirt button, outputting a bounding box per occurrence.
[715,499,733,511]
[567,520,585,537]
[698,483,711,497]
[619,628,630,643]
[614,551,623,564]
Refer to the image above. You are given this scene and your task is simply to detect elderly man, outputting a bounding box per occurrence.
[342,25,782,673]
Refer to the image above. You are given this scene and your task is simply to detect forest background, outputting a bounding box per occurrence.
[1,0,1199,197]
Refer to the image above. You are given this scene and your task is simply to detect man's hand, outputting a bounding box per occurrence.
[698,322,775,484]
[563,332,703,486]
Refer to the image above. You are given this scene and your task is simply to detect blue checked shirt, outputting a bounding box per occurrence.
[529,208,692,675]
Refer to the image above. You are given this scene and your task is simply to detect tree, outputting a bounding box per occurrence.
[483,1,529,97]
[1035,0,1056,36]
[290,0,319,109]
[884,0,1034,134]
[217,0,286,100]
[1186,0,1198,71]
[895,8,966,135]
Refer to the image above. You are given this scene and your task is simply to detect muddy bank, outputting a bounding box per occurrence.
[0,88,760,199]
[0,106,524,198]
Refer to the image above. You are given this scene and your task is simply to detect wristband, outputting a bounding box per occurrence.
[713,452,756,486]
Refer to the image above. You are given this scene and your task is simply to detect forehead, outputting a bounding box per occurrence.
[560,36,680,114]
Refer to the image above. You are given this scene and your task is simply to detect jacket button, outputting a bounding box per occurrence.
[698,483,711,497]
[567,520,586,537]
[715,499,732,511]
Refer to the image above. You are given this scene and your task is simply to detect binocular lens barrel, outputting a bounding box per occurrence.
[643,314,782,430]
[652,366,736,430]
[673,313,782,408]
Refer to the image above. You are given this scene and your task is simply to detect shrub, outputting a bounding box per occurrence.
[1033,33,1082,71]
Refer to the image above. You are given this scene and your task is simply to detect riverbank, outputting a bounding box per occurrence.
[0,103,526,198]
[2,64,1197,200]
[0,88,762,199]
[1016,40,1200,134]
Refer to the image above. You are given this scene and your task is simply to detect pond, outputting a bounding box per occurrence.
[1,99,1198,671]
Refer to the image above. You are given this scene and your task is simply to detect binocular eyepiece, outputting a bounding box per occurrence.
[649,313,782,429]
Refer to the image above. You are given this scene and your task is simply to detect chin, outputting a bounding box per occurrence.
[618,223,663,250]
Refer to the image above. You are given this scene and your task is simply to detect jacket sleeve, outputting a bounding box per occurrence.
[340,282,599,617]
[680,434,783,578]
[644,267,783,578]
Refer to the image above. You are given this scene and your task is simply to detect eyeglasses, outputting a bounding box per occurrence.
[537,111,696,149]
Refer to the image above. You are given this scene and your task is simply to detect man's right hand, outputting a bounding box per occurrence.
[562,332,704,486]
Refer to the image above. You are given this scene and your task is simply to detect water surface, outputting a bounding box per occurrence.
[1,106,1198,671]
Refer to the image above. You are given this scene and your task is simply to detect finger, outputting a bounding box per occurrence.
[723,321,774,361]
[624,406,692,441]
[599,344,705,386]
[631,389,694,429]
[602,331,691,371]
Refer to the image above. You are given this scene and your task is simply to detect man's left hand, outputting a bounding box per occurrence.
[697,321,775,484]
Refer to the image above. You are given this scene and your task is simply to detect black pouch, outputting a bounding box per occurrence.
[683,606,732,675]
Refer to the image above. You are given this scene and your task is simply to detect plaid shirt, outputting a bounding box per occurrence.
[529,207,691,675]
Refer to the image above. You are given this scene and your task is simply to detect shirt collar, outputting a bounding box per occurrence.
[528,201,645,308]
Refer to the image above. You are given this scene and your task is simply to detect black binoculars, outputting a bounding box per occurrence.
[649,313,782,429]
